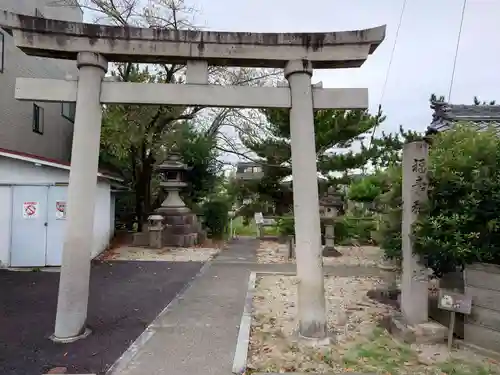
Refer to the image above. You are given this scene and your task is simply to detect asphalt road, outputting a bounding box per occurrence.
[0,260,203,375]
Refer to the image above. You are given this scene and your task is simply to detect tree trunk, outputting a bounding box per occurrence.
[135,147,156,232]
[142,154,155,216]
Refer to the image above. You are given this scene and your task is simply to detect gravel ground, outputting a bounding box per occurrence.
[256,241,384,266]
[99,246,220,262]
[247,275,500,374]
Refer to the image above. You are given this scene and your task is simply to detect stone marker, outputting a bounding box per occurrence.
[390,141,447,344]
[401,141,429,325]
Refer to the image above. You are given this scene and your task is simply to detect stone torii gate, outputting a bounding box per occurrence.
[0,11,386,343]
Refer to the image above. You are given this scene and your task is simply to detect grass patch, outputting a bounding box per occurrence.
[230,217,280,237]
[341,328,499,375]
[230,217,257,236]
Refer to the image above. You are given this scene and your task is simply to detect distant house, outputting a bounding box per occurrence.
[235,162,264,180]
[427,101,500,134]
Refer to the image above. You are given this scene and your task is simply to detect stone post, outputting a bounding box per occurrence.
[53,52,108,342]
[401,141,429,325]
[148,214,164,249]
[285,60,327,342]
[324,221,335,249]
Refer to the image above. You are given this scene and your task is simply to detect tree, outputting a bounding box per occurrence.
[413,124,500,277]
[367,125,423,169]
[101,65,222,228]
[376,93,499,267]
[73,0,279,229]
[231,107,386,216]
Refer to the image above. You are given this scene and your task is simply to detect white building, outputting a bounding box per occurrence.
[0,149,121,268]
[0,1,121,267]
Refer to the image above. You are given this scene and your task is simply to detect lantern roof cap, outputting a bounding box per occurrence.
[320,186,344,207]
[157,152,190,171]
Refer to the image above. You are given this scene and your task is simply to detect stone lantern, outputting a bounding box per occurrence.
[319,186,344,257]
[151,152,199,247]
[156,152,190,214]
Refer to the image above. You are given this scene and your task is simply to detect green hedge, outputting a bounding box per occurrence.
[376,125,500,277]
[201,199,230,239]
[276,215,376,245]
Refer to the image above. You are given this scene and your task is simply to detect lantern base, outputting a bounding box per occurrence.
[158,210,201,247]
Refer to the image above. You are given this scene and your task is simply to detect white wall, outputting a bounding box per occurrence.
[0,157,116,266]
[92,182,111,258]
[110,193,116,240]
[0,157,70,184]
[0,187,12,267]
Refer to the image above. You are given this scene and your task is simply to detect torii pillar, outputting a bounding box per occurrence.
[286,60,327,340]
[53,52,108,342]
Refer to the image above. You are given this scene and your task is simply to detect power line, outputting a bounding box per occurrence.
[448,0,468,101]
[367,0,408,150]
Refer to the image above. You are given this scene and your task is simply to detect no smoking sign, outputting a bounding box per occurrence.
[23,201,39,219]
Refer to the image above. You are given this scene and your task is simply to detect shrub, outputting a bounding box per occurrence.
[373,166,403,263]
[413,125,500,276]
[277,216,295,236]
[335,215,377,245]
[201,199,230,239]
[276,214,376,245]
[375,125,500,276]
[348,173,386,203]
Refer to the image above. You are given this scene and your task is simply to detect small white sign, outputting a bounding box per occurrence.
[55,201,66,220]
[23,201,39,219]
[262,218,276,226]
[254,212,264,224]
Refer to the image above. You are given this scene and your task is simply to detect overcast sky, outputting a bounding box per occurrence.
[190,0,500,136]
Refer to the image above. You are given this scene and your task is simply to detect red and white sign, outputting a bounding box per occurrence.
[55,201,66,220]
[23,201,39,219]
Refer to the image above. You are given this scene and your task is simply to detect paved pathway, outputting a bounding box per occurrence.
[110,238,385,375]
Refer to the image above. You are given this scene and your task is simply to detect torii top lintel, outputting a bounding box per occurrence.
[0,10,386,68]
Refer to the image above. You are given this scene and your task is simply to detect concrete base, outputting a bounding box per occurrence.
[322,246,342,257]
[50,327,92,344]
[161,211,199,247]
[389,313,447,344]
[132,211,201,248]
[132,232,149,247]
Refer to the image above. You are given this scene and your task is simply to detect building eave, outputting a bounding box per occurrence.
[0,148,124,182]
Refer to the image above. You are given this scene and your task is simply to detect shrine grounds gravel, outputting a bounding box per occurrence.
[256,241,384,266]
[247,274,500,375]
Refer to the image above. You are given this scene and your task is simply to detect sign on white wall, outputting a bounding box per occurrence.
[254,212,264,224]
[23,201,39,219]
[55,201,66,220]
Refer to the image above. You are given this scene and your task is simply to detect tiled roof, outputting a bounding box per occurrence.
[429,101,500,133]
